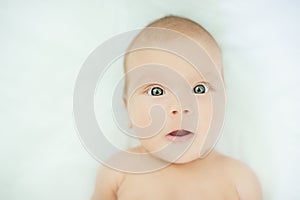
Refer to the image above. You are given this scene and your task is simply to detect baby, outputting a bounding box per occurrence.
[91,15,263,200]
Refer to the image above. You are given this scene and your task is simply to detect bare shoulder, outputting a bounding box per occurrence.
[91,164,125,200]
[91,147,144,200]
[213,151,263,200]
[126,145,148,153]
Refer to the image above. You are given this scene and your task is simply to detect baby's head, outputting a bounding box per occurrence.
[122,15,225,164]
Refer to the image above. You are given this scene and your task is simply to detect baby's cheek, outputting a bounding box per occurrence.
[128,97,153,128]
[199,97,213,118]
[196,96,214,133]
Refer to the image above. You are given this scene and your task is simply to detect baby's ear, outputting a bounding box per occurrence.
[122,94,127,108]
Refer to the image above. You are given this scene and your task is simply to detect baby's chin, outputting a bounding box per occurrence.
[157,150,201,164]
[141,145,204,164]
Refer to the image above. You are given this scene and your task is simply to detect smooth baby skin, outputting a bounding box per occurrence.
[91,147,262,200]
[91,15,263,200]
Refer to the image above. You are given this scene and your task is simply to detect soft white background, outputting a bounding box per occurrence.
[1,0,299,199]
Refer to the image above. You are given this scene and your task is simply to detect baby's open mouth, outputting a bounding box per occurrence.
[165,129,194,142]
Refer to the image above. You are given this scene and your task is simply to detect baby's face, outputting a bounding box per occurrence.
[124,48,223,163]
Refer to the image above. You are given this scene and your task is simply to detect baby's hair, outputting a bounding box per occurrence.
[123,15,224,99]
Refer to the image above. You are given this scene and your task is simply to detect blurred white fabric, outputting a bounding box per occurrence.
[1,0,299,199]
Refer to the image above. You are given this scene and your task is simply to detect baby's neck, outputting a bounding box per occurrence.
[133,145,219,170]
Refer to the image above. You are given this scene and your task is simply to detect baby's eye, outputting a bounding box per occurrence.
[193,84,209,94]
[147,86,164,96]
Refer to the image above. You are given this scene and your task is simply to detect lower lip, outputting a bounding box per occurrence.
[165,132,194,143]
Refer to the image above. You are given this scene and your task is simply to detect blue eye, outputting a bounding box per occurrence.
[193,84,208,94]
[147,86,164,96]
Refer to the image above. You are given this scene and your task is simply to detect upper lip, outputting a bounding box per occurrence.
[166,129,193,137]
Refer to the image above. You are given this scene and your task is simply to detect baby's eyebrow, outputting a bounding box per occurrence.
[197,81,210,85]
[143,83,164,88]
[199,81,215,90]
[142,81,215,90]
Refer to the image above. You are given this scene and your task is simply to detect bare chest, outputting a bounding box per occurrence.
[117,167,239,200]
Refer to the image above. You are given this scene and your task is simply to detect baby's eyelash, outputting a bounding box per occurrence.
[143,84,165,93]
[198,81,215,91]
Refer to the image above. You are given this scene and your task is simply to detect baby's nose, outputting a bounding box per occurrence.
[170,108,190,115]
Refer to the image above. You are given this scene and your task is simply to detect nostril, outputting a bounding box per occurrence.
[183,109,189,114]
[171,110,189,115]
[171,110,178,115]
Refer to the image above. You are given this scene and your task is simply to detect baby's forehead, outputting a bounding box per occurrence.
[125,49,212,88]
[124,26,222,77]
[124,27,218,80]
[126,49,205,73]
